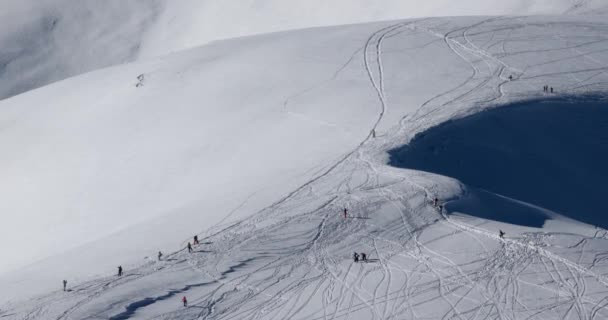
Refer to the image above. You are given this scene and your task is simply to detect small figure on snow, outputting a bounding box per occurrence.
[499,230,505,239]
[63,280,67,291]
[353,252,359,263]
[508,75,513,81]
[361,253,367,262]
[550,87,554,93]
[158,251,163,261]
[182,296,188,307]
[117,266,123,277]
[343,208,348,219]
[433,197,439,207]
[371,129,376,138]
[187,242,193,253]
[194,235,199,245]
[136,74,144,87]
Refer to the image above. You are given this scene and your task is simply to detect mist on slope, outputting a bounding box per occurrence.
[0,0,603,100]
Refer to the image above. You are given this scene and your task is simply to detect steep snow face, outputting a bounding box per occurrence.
[1,0,606,100]
[1,15,608,313]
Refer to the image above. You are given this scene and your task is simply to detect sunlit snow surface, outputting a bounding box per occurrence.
[2,15,608,319]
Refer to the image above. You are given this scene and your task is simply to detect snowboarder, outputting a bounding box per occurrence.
[158,251,163,261]
[63,280,67,291]
[187,242,193,253]
[182,296,188,307]
[499,230,505,238]
[117,266,123,277]
[353,252,359,263]
[361,253,367,262]
[194,235,199,245]
[343,208,348,219]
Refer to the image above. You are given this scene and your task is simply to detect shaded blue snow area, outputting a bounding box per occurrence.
[389,96,608,228]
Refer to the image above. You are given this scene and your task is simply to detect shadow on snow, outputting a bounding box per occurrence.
[108,258,256,320]
[389,95,608,228]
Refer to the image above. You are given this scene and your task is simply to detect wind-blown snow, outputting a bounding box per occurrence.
[2,13,608,319]
[1,0,607,100]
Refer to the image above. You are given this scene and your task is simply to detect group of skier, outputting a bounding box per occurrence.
[187,235,200,253]
[353,252,368,263]
[60,234,203,305]
[543,85,554,93]
[61,196,511,308]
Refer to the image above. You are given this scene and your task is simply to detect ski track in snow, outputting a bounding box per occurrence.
[3,16,608,320]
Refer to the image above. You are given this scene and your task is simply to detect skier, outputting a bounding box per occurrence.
[182,296,188,307]
[371,129,376,138]
[343,208,348,219]
[508,75,513,81]
[187,242,193,253]
[194,235,199,245]
[361,253,367,262]
[550,87,554,93]
[499,230,505,238]
[117,266,123,277]
[158,251,163,261]
[433,197,439,207]
[353,252,359,263]
[63,280,67,291]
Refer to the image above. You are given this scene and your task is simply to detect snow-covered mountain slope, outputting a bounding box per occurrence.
[2,14,608,319]
[2,0,608,101]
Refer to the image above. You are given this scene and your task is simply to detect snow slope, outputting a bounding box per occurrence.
[2,0,607,100]
[2,14,608,319]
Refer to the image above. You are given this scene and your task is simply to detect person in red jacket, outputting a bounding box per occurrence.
[182,296,188,307]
